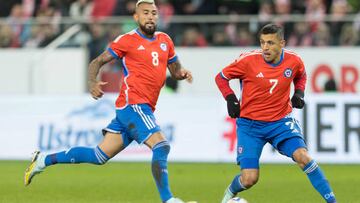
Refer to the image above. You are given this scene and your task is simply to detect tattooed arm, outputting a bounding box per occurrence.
[167,60,193,83]
[88,50,115,99]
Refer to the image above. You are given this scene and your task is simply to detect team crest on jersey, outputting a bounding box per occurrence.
[238,146,243,154]
[160,43,167,51]
[284,68,293,78]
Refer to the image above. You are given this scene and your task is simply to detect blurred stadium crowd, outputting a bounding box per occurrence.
[0,0,360,54]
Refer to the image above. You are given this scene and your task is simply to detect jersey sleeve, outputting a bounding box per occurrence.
[107,34,129,59]
[165,34,178,64]
[215,73,235,99]
[221,54,248,80]
[293,57,307,91]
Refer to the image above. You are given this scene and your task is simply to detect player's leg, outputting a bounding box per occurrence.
[44,132,124,166]
[272,116,336,203]
[24,111,129,186]
[145,131,177,203]
[222,169,259,202]
[126,104,182,203]
[40,113,130,167]
[293,148,336,203]
[24,131,125,186]
[221,118,265,203]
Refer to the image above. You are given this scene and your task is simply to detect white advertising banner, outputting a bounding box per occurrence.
[0,49,86,94]
[0,94,359,163]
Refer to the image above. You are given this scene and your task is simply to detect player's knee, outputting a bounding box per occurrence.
[241,173,259,188]
[293,148,312,169]
[152,141,170,161]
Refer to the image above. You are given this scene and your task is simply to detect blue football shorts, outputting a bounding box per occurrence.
[102,104,161,148]
[236,114,307,169]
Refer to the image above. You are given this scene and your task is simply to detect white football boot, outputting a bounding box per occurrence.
[24,151,46,186]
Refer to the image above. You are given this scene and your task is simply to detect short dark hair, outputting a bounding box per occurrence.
[259,24,284,40]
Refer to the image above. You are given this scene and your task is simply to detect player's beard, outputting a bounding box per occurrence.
[139,22,156,36]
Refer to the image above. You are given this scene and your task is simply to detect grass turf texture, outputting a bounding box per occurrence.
[1,161,359,203]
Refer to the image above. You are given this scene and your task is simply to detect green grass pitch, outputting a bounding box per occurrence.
[1,161,359,203]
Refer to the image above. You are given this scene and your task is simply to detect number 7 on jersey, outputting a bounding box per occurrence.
[269,79,278,94]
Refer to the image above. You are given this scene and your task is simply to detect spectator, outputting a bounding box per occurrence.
[157,0,174,31]
[223,13,240,44]
[35,3,62,32]
[305,0,326,31]
[0,0,21,17]
[92,0,116,18]
[38,23,59,47]
[172,0,217,15]
[312,22,330,46]
[273,0,293,39]
[211,28,232,46]
[1,0,360,48]
[29,0,62,17]
[29,4,62,48]
[259,0,274,24]
[113,0,136,16]
[354,10,360,30]
[287,22,313,46]
[353,11,360,45]
[329,0,350,45]
[291,0,306,14]
[236,27,254,46]
[111,0,137,32]
[275,0,291,14]
[69,0,94,19]
[0,24,15,47]
[87,23,107,61]
[181,27,207,47]
[107,24,122,42]
[339,23,359,46]
[219,0,258,15]
[6,3,25,47]
[23,24,43,47]
[50,0,72,17]
[22,0,35,18]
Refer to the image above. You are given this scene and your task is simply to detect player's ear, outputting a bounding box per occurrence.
[280,39,286,48]
[133,12,139,22]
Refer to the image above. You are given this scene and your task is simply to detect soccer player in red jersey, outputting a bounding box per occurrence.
[216,24,336,203]
[25,1,192,203]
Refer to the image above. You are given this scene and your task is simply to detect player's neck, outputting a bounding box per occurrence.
[137,28,155,39]
[272,55,281,64]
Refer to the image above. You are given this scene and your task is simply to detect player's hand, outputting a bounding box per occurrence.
[89,80,108,100]
[291,89,305,109]
[179,68,193,83]
[226,94,240,118]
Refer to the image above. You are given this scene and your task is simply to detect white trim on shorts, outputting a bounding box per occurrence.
[132,104,155,129]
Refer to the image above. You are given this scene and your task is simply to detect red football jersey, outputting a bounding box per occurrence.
[221,49,307,121]
[108,29,177,111]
